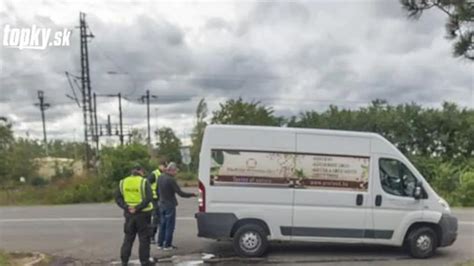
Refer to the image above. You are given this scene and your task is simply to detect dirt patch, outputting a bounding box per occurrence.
[1,251,49,266]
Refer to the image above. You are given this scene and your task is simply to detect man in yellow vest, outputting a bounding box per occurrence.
[115,164,153,266]
[147,162,166,244]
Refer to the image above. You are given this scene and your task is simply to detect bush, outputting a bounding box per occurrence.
[30,176,49,187]
[0,176,115,205]
[99,144,151,184]
[176,171,196,181]
[50,177,114,204]
[51,162,74,181]
[410,157,474,207]
[458,171,474,206]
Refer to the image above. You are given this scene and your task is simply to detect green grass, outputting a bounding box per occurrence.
[457,260,474,266]
[0,178,113,206]
[0,174,197,206]
[0,250,11,265]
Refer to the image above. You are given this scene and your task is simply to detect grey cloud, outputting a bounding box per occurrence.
[239,1,311,31]
[15,104,77,123]
[205,17,233,32]
[84,14,194,97]
[192,48,278,97]
[1,10,197,139]
[1,0,472,141]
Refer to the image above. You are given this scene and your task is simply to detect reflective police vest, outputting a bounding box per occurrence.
[119,175,153,212]
[151,169,161,200]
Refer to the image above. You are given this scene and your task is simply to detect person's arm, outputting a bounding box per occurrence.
[172,178,195,198]
[156,175,161,199]
[147,173,155,184]
[135,179,153,212]
[115,187,128,210]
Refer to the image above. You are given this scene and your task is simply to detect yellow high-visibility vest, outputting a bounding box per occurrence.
[151,169,161,200]
[119,175,153,212]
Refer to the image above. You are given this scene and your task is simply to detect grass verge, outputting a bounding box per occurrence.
[0,250,11,265]
[0,177,113,206]
[457,260,474,266]
[0,174,197,206]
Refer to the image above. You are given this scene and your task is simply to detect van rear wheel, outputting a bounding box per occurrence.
[406,227,437,259]
[233,224,268,257]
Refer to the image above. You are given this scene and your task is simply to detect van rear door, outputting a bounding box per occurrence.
[203,127,296,241]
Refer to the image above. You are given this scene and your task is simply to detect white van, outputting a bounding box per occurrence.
[195,125,457,258]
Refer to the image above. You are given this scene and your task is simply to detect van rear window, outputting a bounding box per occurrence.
[210,149,369,191]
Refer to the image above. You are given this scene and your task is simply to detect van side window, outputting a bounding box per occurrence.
[379,158,417,197]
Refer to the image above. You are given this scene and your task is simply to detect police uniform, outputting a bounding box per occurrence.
[115,174,153,266]
[148,169,162,243]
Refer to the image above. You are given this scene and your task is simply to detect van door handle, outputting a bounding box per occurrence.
[356,194,363,206]
[375,195,382,206]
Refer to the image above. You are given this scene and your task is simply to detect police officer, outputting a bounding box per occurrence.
[147,162,166,244]
[115,164,153,266]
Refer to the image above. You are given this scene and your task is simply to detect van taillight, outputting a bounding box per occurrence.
[198,181,206,212]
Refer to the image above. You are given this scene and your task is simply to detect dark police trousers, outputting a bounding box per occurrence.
[120,211,152,265]
[151,200,160,241]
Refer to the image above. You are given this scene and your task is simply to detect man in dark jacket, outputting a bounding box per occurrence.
[147,162,166,244]
[157,162,196,250]
[115,165,153,266]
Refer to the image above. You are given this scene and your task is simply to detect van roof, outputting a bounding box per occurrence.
[206,124,382,139]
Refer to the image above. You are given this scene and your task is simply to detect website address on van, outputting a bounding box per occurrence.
[212,175,367,190]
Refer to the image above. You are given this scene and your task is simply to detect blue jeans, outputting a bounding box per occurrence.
[157,206,176,247]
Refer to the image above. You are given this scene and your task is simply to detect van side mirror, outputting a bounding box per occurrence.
[413,185,422,199]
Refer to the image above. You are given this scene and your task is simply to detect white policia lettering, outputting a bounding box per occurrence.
[2,24,71,50]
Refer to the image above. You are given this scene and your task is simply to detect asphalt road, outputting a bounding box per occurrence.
[0,195,473,265]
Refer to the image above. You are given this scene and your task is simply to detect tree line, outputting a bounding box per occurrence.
[190,98,474,206]
[1,99,473,206]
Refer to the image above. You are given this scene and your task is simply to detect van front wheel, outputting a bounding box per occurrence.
[233,224,268,257]
[406,227,437,259]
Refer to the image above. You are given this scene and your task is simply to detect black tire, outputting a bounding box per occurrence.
[406,227,438,259]
[232,223,268,257]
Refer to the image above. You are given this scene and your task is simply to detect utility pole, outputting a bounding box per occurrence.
[35,90,50,155]
[146,90,150,147]
[118,93,123,146]
[93,92,99,151]
[154,108,159,128]
[79,12,95,169]
[139,90,158,149]
[107,114,111,135]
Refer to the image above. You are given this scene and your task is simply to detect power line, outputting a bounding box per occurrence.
[90,41,128,76]
[65,71,81,108]
[90,40,140,97]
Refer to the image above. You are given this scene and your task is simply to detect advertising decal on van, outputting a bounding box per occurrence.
[211,149,369,191]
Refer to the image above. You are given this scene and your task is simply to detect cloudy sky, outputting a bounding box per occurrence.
[0,0,473,144]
